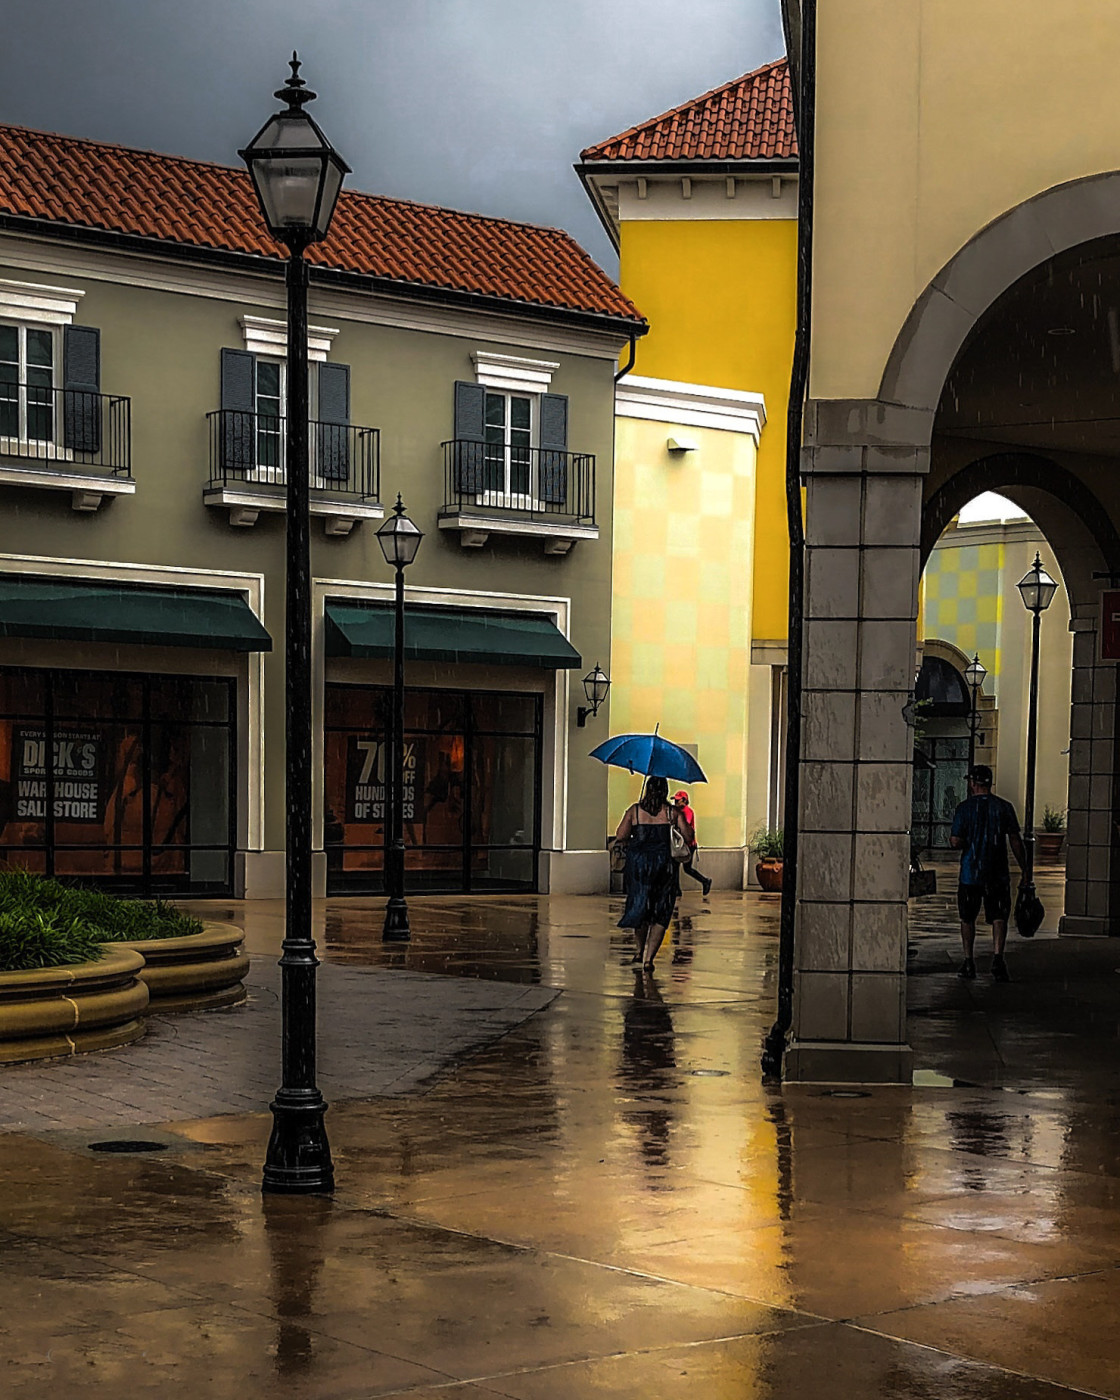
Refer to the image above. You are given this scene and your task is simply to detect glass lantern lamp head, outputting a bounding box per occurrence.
[964,653,987,691]
[376,495,423,569]
[239,54,351,252]
[1016,552,1059,615]
[577,664,610,727]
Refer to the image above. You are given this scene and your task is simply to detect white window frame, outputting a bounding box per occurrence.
[251,356,286,485]
[481,387,538,511]
[0,318,67,459]
[470,355,559,513]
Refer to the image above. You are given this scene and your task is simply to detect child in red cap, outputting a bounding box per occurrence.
[672,791,712,897]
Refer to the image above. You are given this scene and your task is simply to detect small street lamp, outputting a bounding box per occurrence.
[964,652,987,769]
[1016,552,1059,878]
[241,55,350,1196]
[577,663,610,727]
[376,496,423,942]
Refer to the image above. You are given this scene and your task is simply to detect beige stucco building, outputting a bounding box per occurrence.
[781,1,1120,1079]
[0,123,643,901]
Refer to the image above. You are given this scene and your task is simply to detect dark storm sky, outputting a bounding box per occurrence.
[0,0,786,273]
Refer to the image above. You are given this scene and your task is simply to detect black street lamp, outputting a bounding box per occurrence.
[376,496,423,942]
[1016,552,1059,879]
[577,663,610,727]
[964,652,987,769]
[241,55,350,1195]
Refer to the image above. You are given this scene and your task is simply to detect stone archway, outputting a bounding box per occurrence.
[788,174,1120,1083]
[923,453,1120,939]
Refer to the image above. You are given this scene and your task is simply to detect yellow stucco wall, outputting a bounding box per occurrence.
[812,0,1120,400]
[619,218,797,641]
[920,525,1072,820]
[609,415,757,848]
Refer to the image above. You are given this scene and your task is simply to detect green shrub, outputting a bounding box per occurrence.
[0,870,202,972]
[1041,806,1066,833]
[0,907,104,971]
[750,826,784,860]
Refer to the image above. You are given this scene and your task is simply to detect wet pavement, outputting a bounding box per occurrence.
[3,873,1120,1396]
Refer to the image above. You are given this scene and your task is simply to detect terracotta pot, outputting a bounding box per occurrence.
[1036,832,1065,864]
[755,859,783,892]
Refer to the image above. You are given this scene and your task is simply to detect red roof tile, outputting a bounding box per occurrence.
[580,58,796,164]
[0,123,644,326]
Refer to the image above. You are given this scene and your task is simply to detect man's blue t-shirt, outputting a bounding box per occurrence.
[950,793,1020,885]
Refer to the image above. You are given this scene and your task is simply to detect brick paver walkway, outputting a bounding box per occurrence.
[0,956,556,1133]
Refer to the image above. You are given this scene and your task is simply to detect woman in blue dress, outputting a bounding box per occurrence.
[615,776,690,968]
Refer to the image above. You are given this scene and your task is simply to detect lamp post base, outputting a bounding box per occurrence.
[262,1090,334,1194]
[382,896,411,943]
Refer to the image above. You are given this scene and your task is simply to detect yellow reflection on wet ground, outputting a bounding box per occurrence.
[0,879,1118,1396]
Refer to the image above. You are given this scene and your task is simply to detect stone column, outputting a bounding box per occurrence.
[784,456,923,1083]
[1061,606,1116,936]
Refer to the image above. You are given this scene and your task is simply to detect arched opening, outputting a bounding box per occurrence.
[922,238,1120,939]
[790,175,1120,1082]
[916,491,1076,913]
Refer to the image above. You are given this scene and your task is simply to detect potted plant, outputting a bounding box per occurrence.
[750,826,784,892]
[1037,807,1066,864]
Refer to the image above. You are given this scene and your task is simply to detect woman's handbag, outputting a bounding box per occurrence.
[669,820,690,863]
[608,838,627,874]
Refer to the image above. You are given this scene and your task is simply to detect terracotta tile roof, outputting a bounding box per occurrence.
[580,58,796,164]
[0,123,644,327]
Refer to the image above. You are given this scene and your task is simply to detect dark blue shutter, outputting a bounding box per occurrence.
[453,381,486,495]
[63,326,101,454]
[539,393,569,506]
[317,362,350,484]
[220,348,255,475]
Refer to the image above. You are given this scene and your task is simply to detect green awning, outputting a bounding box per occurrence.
[0,576,272,652]
[325,601,581,669]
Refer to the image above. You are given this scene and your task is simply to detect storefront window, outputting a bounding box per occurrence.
[0,667,236,895]
[325,683,542,894]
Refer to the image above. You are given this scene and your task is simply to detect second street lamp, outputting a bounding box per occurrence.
[964,652,987,769]
[377,496,423,942]
[240,55,350,1195]
[1016,551,1059,879]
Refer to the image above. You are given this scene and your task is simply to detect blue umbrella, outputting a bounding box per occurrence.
[589,731,706,783]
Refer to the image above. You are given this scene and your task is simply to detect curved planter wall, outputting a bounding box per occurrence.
[0,948,148,1063]
[119,922,249,1012]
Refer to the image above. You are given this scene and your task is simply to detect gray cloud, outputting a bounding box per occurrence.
[0,0,785,272]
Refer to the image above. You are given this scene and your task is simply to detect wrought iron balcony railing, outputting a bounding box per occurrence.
[440,441,596,525]
[207,410,380,502]
[0,385,131,477]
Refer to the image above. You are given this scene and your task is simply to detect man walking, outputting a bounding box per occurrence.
[949,764,1027,983]
[671,790,712,898]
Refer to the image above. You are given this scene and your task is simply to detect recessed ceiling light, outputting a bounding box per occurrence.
[1047,326,1077,336]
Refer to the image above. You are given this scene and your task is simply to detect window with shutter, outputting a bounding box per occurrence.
[316,362,351,485]
[63,325,101,454]
[219,348,256,476]
[452,380,487,495]
[538,393,569,506]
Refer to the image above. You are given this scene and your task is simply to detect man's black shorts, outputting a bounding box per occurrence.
[957,881,1012,924]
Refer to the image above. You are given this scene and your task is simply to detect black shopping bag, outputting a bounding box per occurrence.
[1014,882,1044,938]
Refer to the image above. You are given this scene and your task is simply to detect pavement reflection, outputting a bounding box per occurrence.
[0,879,1118,1394]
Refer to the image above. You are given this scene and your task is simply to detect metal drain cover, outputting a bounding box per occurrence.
[818,1089,871,1099]
[88,1139,169,1154]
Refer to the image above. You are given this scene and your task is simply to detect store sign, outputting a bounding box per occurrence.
[14,728,102,822]
[1102,591,1120,661]
[346,736,420,823]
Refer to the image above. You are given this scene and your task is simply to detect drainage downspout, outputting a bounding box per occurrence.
[762,0,817,1080]
[614,331,638,383]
